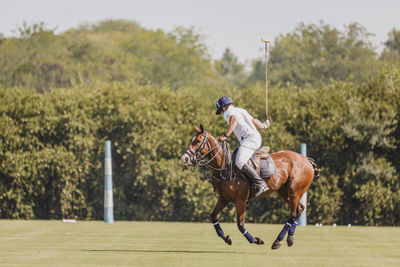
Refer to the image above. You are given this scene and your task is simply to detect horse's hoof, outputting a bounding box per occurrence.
[271,240,281,250]
[254,237,264,245]
[224,235,232,245]
[287,235,294,247]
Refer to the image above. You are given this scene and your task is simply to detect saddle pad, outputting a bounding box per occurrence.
[260,156,277,178]
[222,147,275,181]
[231,148,258,170]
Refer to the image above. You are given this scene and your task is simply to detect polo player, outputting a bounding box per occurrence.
[216,96,270,197]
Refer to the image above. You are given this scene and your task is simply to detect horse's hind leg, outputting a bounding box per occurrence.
[211,196,232,245]
[271,193,301,249]
[235,200,264,245]
[286,196,304,247]
[296,202,304,218]
[286,218,298,247]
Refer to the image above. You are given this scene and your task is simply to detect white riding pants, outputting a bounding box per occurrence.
[235,135,262,170]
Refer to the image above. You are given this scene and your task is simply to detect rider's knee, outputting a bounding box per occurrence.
[235,158,245,170]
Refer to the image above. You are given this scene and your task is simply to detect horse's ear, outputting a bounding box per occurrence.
[194,125,201,133]
[200,124,204,133]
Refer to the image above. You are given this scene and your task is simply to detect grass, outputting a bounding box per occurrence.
[1,220,399,267]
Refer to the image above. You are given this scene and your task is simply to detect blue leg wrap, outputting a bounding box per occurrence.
[238,224,255,243]
[277,218,296,241]
[289,219,298,236]
[212,220,225,237]
[244,230,256,243]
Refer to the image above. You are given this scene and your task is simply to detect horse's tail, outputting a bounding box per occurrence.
[308,157,320,179]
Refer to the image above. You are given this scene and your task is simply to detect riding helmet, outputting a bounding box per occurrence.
[216,96,233,115]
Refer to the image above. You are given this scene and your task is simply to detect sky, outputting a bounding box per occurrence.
[1,0,399,64]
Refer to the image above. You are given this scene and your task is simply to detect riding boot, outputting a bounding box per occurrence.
[241,163,269,197]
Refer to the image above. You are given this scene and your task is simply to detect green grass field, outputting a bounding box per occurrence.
[1,220,399,267]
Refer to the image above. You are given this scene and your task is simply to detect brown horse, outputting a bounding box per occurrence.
[181,125,319,249]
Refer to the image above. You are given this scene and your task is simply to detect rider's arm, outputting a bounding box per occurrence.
[225,115,238,137]
[252,118,268,130]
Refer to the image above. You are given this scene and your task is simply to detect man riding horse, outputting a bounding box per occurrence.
[181,98,319,249]
[215,96,270,197]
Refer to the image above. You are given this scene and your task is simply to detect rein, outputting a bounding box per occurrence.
[189,132,230,172]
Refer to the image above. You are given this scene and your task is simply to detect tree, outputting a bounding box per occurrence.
[0,20,222,92]
[249,22,379,87]
[381,28,400,62]
[214,48,247,87]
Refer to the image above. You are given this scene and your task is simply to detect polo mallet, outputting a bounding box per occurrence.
[262,39,270,121]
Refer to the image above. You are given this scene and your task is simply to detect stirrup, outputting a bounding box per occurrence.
[254,184,268,197]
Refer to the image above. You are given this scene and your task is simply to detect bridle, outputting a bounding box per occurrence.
[184,131,228,171]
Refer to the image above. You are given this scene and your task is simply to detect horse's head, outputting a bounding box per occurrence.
[181,124,210,165]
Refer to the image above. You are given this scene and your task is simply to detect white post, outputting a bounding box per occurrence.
[104,140,114,223]
[298,143,307,226]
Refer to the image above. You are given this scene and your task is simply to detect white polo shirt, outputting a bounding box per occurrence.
[223,106,261,142]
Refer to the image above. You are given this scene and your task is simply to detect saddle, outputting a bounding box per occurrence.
[220,146,277,180]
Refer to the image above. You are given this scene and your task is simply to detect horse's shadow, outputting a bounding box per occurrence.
[83,249,245,254]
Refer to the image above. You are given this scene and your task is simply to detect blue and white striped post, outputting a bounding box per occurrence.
[298,143,307,226]
[104,140,114,224]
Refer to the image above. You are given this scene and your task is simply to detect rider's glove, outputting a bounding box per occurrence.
[264,119,270,129]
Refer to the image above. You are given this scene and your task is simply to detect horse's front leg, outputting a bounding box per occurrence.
[235,200,264,245]
[211,196,232,245]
